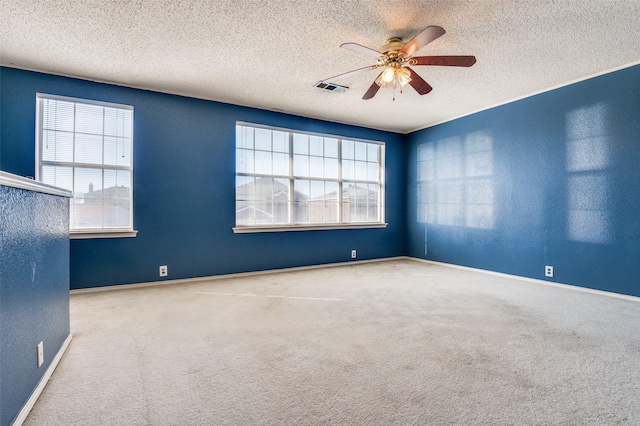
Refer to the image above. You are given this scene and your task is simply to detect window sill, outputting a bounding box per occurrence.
[70,230,138,239]
[233,223,388,234]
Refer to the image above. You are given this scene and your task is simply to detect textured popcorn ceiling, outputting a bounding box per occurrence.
[2,0,639,133]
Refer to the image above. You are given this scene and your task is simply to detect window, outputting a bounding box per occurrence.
[36,94,135,236]
[235,123,385,232]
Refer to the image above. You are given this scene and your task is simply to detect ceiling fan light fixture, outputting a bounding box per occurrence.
[376,66,412,90]
[397,67,411,87]
[381,67,396,83]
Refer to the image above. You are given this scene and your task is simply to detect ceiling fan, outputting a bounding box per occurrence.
[320,26,476,100]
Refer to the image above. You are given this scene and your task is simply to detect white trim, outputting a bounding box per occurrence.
[233,223,388,233]
[12,334,73,426]
[69,256,406,295]
[407,60,640,133]
[0,171,72,198]
[407,257,640,304]
[70,230,138,239]
[68,255,640,304]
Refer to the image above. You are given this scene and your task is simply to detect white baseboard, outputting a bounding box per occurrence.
[70,255,640,304]
[407,257,640,304]
[70,256,407,295]
[13,333,73,426]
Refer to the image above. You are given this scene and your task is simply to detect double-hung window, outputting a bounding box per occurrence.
[36,94,135,237]
[234,123,385,232]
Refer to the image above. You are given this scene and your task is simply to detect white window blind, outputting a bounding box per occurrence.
[235,123,384,229]
[36,94,134,232]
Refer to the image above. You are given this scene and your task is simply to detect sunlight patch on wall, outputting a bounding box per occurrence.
[565,104,612,244]
[417,130,494,229]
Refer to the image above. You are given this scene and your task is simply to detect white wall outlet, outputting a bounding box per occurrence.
[545,265,554,278]
[37,341,44,368]
[351,249,357,259]
[159,265,168,277]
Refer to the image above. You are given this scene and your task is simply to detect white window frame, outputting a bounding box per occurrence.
[233,122,387,233]
[36,93,137,239]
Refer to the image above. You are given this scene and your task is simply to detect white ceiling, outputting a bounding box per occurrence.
[2,0,640,134]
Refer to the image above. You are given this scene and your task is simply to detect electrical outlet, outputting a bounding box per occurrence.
[159,265,168,277]
[351,249,357,259]
[545,265,554,278]
[37,341,44,368]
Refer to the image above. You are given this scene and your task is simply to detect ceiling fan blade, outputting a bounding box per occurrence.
[411,55,477,67]
[362,73,383,99]
[341,42,383,58]
[322,65,378,83]
[407,67,433,95]
[399,26,446,56]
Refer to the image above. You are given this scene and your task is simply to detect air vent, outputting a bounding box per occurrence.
[314,81,348,93]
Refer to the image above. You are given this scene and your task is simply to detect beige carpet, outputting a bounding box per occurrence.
[25,259,640,425]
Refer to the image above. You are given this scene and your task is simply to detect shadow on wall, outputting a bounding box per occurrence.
[565,104,612,245]
[416,130,495,239]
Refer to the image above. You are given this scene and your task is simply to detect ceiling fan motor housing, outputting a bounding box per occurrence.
[378,37,406,55]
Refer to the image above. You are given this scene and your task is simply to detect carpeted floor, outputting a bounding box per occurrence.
[25,259,640,425]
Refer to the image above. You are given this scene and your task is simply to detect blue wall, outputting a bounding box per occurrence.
[0,184,70,426]
[2,64,640,296]
[407,64,640,297]
[0,67,407,289]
